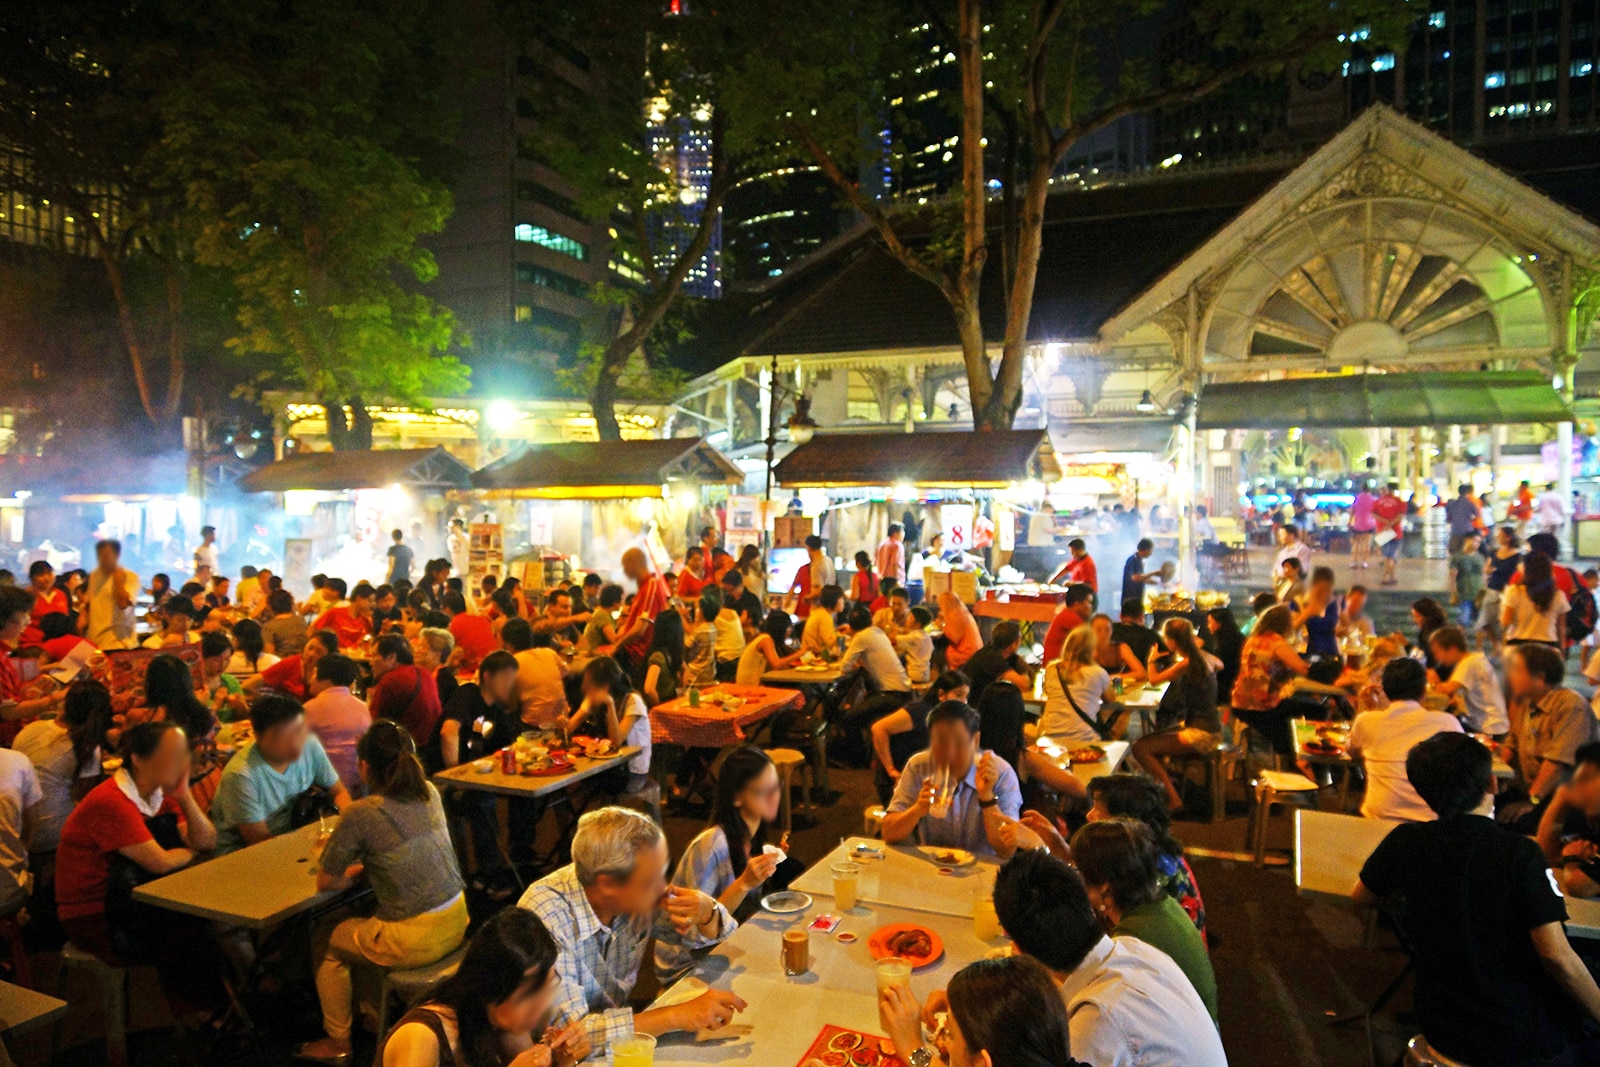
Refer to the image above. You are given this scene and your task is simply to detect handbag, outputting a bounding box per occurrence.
[105,811,184,957]
[290,783,343,829]
[1055,664,1116,741]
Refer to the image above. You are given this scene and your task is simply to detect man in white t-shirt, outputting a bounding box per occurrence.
[0,747,43,915]
[1536,483,1570,537]
[977,849,1226,1067]
[1348,658,1464,821]
[192,525,219,581]
[1429,626,1511,736]
[82,539,140,650]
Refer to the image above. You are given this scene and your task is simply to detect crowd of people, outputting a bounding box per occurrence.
[2,496,1600,1066]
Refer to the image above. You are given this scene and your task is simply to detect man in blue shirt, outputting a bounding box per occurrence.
[1121,538,1158,608]
[211,692,351,854]
[1442,484,1481,554]
[882,700,1022,858]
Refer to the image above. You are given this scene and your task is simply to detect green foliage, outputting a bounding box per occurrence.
[159,0,469,408]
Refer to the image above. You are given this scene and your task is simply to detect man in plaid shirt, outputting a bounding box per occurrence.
[518,806,745,1055]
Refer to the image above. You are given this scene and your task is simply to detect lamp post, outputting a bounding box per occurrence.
[762,353,817,504]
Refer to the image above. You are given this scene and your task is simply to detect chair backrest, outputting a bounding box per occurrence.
[1294,809,1400,899]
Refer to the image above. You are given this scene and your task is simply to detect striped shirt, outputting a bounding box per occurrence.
[518,863,734,1054]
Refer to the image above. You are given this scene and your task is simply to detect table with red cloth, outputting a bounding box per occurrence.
[647,683,803,748]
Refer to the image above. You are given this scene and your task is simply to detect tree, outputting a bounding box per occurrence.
[159,0,470,449]
[0,0,202,432]
[763,0,1407,429]
[521,2,790,440]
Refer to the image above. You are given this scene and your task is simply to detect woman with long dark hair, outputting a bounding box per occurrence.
[1131,617,1223,807]
[1205,607,1245,698]
[1501,550,1569,647]
[1086,773,1208,941]
[559,657,651,791]
[640,607,684,706]
[978,681,1090,806]
[735,543,766,600]
[14,680,114,854]
[880,955,1082,1067]
[654,746,785,979]
[735,608,801,685]
[375,908,587,1067]
[1410,596,1449,668]
[226,618,278,681]
[297,720,469,1065]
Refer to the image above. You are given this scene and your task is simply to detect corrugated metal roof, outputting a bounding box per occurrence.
[237,447,474,493]
[471,437,743,495]
[773,429,1060,488]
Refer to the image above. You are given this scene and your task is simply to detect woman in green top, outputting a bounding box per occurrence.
[1070,817,1219,1026]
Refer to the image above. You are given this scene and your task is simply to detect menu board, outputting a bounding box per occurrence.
[469,523,504,583]
[950,569,979,605]
[924,569,950,602]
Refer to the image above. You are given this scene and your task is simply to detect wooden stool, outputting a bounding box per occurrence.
[375,945,467,1040]
[1403,1035,1475,1066]
[51,943,128,1067]
[1248,770,1319,866]
[768,748,810,834]
[0,913,31,989]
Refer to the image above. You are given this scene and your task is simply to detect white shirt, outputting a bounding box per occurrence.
[1274,541,1312,575]
[1039,662,1111,743]
[1537,490,1569,527]
[1194,515,1217,541]
[1449,652,1510,735]
[577,692,651,777]
[1584,649,1600,721]
[839,627,911,694]
[1502,583,1569,644]
[1348,700,1464,821]
[12,720,96,853]
[1059,935,1227,1067]
[895,629,933,685]
[0,749,42,896]
[85,567,140,649]
[446,529,470,577]
[711,608,745,663]
[226,650,281,681]
[193,541,219,577]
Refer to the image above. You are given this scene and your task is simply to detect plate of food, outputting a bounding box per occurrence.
[1302,739,1344,757]
[917,845,975,867]
[761,890,813,914]
[796,1025,906,1067]
[868,923,944,968]
[1068,746,1108,764]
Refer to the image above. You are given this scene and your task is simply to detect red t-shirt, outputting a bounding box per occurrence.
[1063,555,1098,593]
[21,587,69,648]
[42,634,91,662]
[313,607,371,649]
[448,613,496,672]
[1042,607,1086,665]
[791,562,815,619]
[370,664,442,750]
[0,645,21,703]
[675,569,711,602]
[260,655,310,700]
[619,574,671,656]
[1371,495,1407,534]
[56,777,184,920]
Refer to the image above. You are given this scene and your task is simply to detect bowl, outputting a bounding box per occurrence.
[472,759,495,774]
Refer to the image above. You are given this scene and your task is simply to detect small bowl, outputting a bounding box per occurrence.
[472,759,495,774]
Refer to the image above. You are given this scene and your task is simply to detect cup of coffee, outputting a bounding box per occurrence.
[782,928,810,975]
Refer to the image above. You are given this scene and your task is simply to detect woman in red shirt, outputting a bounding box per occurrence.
[20,562,68,648]
[56,719,226,1020]
[254,629,340,700]
[0,586,66,724]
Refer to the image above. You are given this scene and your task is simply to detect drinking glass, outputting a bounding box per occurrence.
[831,861,861,911]
[612,1034,656,1067]
[875,956,912,996]
[781,928,810,975]
[973,898,1002,941]
[927,766,953,820]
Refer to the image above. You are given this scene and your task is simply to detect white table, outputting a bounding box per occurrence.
[1295,810,1600,940]
[1119,681,1168,709]
[789,838,998,918]
[0,981,66,1067]
[433,748,639,799]
[650,898,999,1064]
[761,666,844,686]
[133,820,351,929]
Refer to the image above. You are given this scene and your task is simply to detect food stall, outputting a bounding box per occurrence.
[237,446,476,587]
[469,436,744,582]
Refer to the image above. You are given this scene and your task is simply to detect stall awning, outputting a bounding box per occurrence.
[1195,372,1574,430]
[471,437,743,499]
[237,447,474,494]
[1052,418,1176,456]
[773,429,1061,489]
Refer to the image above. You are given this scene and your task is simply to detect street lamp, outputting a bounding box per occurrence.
[763,354,816,502]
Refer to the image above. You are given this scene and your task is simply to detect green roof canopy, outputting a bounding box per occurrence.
[1195,372,1573,430]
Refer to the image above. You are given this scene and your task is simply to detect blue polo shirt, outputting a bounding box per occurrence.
[887,750,1021,857]
[211,734,341,854]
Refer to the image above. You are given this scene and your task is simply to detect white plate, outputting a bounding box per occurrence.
[761,890,813,914]
[918,846,976,867]
[651,976,708,1010]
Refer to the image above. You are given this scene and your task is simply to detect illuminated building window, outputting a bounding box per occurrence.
[514,305,533,323]
[514,223,588,261]
[516,262,587,297]
[1484,71,1505,88]
[1428,11,1445,28]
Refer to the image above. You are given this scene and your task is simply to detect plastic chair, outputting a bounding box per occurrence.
[1248,770,1319,866]
[51,942,128,1067]
[374,945,467,1040]
[0,912,31,989]
[1403,1034,1476,1066]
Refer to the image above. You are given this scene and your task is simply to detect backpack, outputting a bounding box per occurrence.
[1567,568,1597,642]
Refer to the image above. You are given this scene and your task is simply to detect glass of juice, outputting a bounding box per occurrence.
[973,898,1002,941]
[612,1033,657,1067]
[831,860,862,911]
[875,956,912,996]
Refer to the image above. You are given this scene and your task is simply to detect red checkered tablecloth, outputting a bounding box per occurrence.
[648,684,804,748]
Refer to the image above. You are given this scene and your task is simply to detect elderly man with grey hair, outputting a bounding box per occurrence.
[518,806,745,1054]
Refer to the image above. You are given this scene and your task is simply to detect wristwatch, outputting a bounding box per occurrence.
[908,1048,933,1067]
[977,796,998,809]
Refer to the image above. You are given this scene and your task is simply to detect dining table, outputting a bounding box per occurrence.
[433,746,641,800]
[649,875,1004,1063]
[648,684,804,749]
[1292,718,1516,814]
[789,837,1000,919]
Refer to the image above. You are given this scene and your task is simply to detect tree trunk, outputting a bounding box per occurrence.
[348,398,374,450]
[97,248,169,428]
[159,260,186,426]
[591,363,623,441]
[981,153,1054,431]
